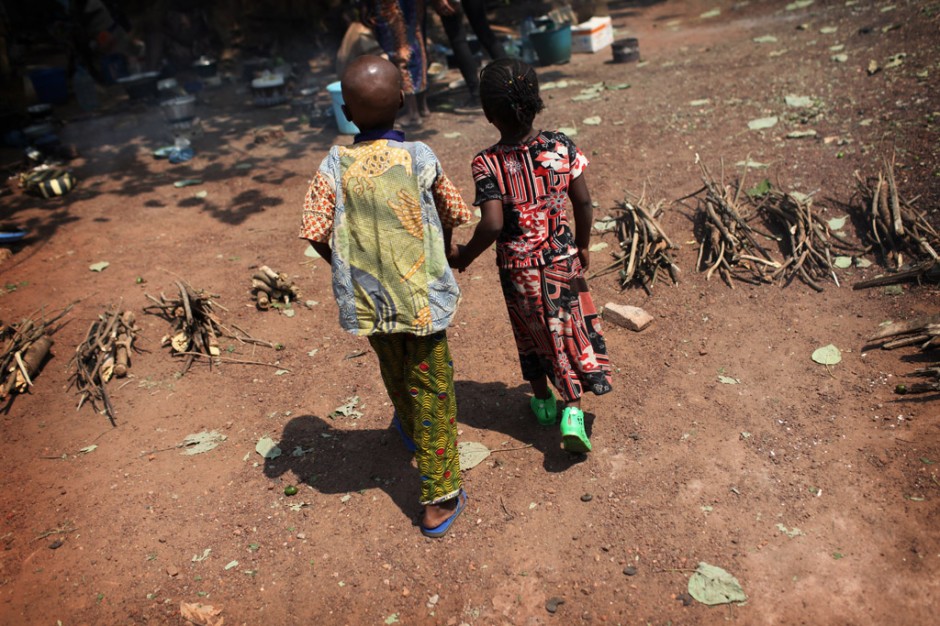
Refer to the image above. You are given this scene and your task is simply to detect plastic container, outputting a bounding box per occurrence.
[28,67,69,105]
[611,38,640,63]
[529,24,572,66]
[73,65,98,111]
[326,81,359,135]
[519,17,538,65]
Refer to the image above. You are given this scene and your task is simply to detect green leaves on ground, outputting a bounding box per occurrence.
[458,441,491,471]
[688,562,746,605]
[180,431,227,455]
[255,435,282,459]
[329,396,363,419]
[811,344,842,365]
[746,179,772,198]
[748,116,778,130]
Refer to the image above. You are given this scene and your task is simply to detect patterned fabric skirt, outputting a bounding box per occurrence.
[368,331,461,505]
[499,255,613,402]
[371,0,428,94]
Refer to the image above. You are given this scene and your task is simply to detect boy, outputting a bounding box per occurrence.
[300,55,471,537]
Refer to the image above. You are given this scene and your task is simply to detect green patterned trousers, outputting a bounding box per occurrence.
[368,331,462,505]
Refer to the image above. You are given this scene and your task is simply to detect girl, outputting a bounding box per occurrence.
[450,58,612,453]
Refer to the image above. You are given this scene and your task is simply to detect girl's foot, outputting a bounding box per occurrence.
[560,406,591,453]
[529,390,558,426]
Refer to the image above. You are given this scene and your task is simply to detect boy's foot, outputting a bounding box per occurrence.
[529,390,558,426]
[421,489,467,538]
[560,406,592,453]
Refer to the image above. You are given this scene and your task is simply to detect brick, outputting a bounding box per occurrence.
[603,303,653,332]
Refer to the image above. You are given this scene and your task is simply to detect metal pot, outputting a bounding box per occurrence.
[193,56,218,78]
[160,95,196,122]
[117,71,160,100]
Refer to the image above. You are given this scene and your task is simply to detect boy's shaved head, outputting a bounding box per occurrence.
[341,55,403,131]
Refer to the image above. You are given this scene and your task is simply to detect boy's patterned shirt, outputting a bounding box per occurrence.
[471,130,588,269]
[301,139,470,336]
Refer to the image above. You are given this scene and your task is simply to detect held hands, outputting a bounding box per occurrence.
[448,243,469,272]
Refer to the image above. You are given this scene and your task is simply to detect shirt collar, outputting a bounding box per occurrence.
[353,128,406,144]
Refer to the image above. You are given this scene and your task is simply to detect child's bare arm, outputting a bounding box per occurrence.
[568,174,593,270]
[452,199,502,270]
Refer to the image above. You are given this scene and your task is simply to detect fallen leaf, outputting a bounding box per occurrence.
[582,116,602,126]
[173,179,202,188]
[304,245,321,259]
[884,53,905,70]
[89,261,110,272]
[736,159,769,169]
[747,116,778,130]
[718,375,740,385]
[753,35,778,43]
[384,614,400,625]
[811,344,842,366]
[443,132,461,139]
[687,562,746,605]
[255,436,282,459]
[827,216,847,230]
[786,0,814,9]
[78,444,97,454]
[776,523,804,538]
[867,59,880,75]
[831,53,848,63]
[274,369,289,376]
[746,179,772,198]
[589,242,609,252]
[855,258,872,268]
[191,548,211,563]
[557,126,578,137]
[224,560,238,571]
[785,95,813,108]
[307,348,318,357]
[179,601,224,626]
[180,431,227,456]
[820,26,837,34]
[786,130,818,139]
[329,396,363,419]
[194,190,208,199]
[700,8,721,19]
[833,256,852,269]
[458,441,491,471]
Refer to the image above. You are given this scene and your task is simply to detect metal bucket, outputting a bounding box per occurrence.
[161,95,196,122]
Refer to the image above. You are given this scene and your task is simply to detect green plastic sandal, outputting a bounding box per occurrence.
[530,390,558,426]
[560,406,592,453]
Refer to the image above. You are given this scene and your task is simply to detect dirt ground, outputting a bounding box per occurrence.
[1,1,938,624]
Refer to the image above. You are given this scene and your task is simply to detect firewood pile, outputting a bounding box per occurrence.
[760,190,856,291]
[603,191,679,292]
[868,315,940,395]
[145,281,275,375]
[692,158,780,287]
[251,265,300,310]
[854,156,939,269]
[0,305,71,400]
[68,306,140,424]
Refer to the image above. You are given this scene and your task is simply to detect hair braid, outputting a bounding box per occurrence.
[479,58,545,130]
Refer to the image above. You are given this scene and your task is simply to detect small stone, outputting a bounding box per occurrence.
[603,303,653,331]
[166,565,179,577]
[677,592,693,606]
[581,493,594,502]
[623,565,637,576]
[402,587,410,597]
[545,597,565,613]
[48,540,63,550]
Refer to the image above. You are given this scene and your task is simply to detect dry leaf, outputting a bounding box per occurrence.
[180,601,224,626]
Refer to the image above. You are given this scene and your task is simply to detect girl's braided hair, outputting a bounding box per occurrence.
[479,58,545,130]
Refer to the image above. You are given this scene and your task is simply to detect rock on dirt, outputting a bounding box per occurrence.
[603,303,653,331]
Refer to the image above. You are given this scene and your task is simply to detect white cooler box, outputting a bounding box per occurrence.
[572,16,613,53]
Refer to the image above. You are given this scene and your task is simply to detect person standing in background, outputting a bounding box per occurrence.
[360,0,430,127]
[432,0,507,114]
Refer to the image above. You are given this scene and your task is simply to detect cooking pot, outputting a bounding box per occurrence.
[161,95,196,123]
[117,71,160,100]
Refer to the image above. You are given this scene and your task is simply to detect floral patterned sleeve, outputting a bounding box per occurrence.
[561,133,590,179]
[471,153,502,206]
[432,170,472,229]
[299,170,335,243]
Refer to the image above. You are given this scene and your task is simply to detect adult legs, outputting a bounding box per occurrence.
[462,0,508,61]
[440,6,480,98]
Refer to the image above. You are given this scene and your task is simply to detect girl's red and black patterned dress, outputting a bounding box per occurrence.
[471,130,613,402]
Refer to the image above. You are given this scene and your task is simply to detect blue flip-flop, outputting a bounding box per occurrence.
[421,489,467,538]
[392,412,417,453]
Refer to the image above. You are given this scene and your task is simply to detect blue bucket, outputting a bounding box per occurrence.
[529,25,572,66]
[28,67,69,105]
[326,81,359,135]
